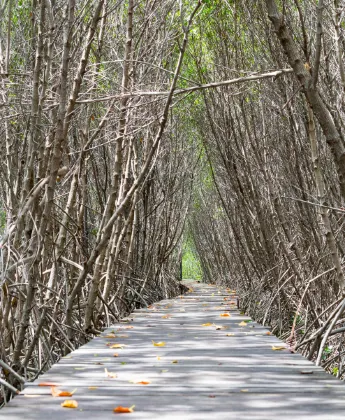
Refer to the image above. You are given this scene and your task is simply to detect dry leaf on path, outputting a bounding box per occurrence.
[105,368,117,378]
[152,341,166,347]
[202,323,213,327]
[114,405,135,413]
[226,333,235,336]
[88,387,98,390]
[220,313,230,317]
[271,346,287,351]
[38,382,58,387]
[51,386,76,397]
[110,344,126,349]
[61,400,78,408]
[238,321,247,326]
[113,353,119,357]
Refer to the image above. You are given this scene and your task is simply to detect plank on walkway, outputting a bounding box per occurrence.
[2,282,345,419]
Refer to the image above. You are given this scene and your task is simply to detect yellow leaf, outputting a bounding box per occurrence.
[157,356,161,360]
[238,321,247,326]
[110,344,126,349]
[88,387,98,390]
[226,333,235,336]
[240,389,249,393]
[61,400,78,409]
[202,323,213,327]
[162,315,172,319]
[272,346,287,351]
[220,313,230,317]
[103,334,116,338]
[152,341,166,347]
[171,360,178,364]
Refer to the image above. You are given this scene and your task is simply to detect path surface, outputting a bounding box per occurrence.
[2,282,345,419]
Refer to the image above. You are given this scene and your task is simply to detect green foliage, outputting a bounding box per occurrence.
[182,237,203,280]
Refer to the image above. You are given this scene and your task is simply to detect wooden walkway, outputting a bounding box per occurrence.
[2,282,345,419]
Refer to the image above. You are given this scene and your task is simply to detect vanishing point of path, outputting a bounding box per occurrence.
[2,281,345,419]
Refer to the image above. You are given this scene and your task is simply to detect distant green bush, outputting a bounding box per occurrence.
[182,240,203,280]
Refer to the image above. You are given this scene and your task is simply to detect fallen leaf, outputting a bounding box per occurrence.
[271,346,287,351]
[110,344,126,349]
[160,369,169,373]
[157,356,161,360]
[226,333,235,337]
[105,368,117,378]
[265,331,272,335]
[74,367,86,370]
[103,334,116,338]
[38,382,59,387]
[171,360,178,364]
[113,353,119,357]
[162,315,172,319]
[238,321,247,326]
[240,389,249,392]
[114,405,134,413]
[88,387,98,390]
[202,323,213,327]
[220,313,230,317]
[300,370,313,375]
[51,386,77,397]
[152,341,166,347]
[136,381,150,385]
[61,400,78,408]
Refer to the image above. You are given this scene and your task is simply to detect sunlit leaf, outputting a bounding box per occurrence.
[238,321,247,326]
[202,323,213,327]
[110,344,126,349]
[226,333,235,336]
[51,386,76,397]
[114,405,135,413]
[61,400,78,408]
[113,353,119,357]
[271,346,287,351]
[88,387,98,390]
[152,341,166,347]
[220,313,230,317]
[105,368,117,378]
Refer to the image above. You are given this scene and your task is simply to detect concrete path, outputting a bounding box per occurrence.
[2,281,345,419]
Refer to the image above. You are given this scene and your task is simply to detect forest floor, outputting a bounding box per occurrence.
[2,282,345,419]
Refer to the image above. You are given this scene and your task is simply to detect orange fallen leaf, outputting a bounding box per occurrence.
[162,315,172,319]
[38,382,59,387]
[220,313,230,317]
[113,353,119,357]
[51,386,76,397]
[265,331,272,335]
[105,368,117,378]
[152,341,166,347]
[61,400,78,408]
[136,381,150,385]
[114,405,135,413]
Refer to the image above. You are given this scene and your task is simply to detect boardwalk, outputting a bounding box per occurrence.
[2,282,345,419]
